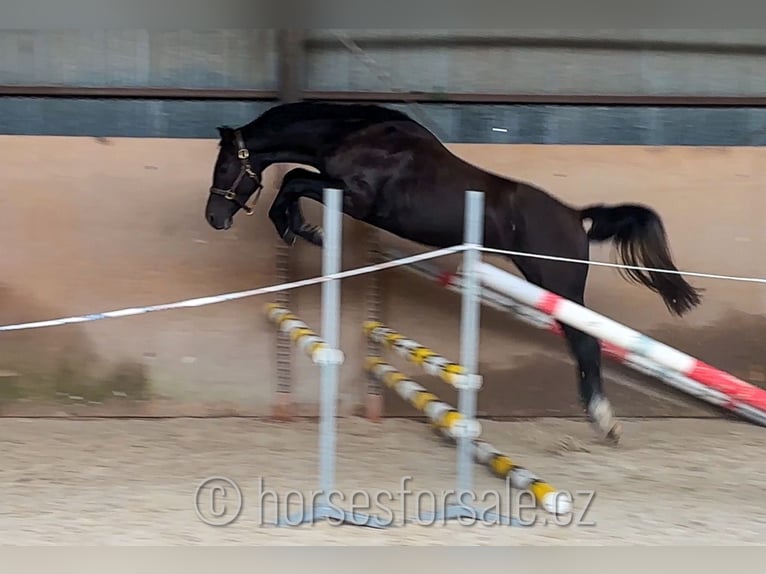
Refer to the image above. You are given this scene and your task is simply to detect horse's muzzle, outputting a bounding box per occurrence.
[206,212,233,230]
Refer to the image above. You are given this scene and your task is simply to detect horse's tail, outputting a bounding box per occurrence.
[579,203,702,316]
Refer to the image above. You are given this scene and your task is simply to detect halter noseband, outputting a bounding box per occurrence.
[208,129,263,216]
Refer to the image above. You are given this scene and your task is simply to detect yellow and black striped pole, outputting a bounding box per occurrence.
[266,304,328,364]
[364,356,571,516]
[363,321,467,387]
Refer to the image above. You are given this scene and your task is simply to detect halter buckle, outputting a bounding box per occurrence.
[238,149,249,160]
[224,190,236,200]
[243,185,263,215]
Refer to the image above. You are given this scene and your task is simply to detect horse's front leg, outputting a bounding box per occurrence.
[287,184,376,246]
[286,201,324,246]
[268,168,340,247]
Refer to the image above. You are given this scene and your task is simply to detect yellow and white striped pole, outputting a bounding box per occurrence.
[266,304,330,364]
[364,357,571,516]
[363,321,468,387]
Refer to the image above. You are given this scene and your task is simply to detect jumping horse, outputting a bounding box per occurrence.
[204,101,702,444]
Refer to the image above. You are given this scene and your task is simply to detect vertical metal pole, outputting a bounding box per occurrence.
[318,187,343,503]
[277,187,386,529]
[456,190,484,500]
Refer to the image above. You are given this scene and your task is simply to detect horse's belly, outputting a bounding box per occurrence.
[373,195,467,248]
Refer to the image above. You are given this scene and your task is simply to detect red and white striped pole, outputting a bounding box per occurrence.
[475,262,766,425]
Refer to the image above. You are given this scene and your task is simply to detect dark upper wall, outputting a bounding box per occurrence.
[2,99,766,146]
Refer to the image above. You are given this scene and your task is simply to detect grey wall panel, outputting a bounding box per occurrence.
[3,98,765,146]
[0,30,277,89]
[4,29,766,97]
[305,30,766,97]
[306,44,766,96]
[305,44,453,93]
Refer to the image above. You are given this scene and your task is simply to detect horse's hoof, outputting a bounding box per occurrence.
[588,419,622,446]
[299,224,324,247]
[281,228,297,246]
[587,395,621,445]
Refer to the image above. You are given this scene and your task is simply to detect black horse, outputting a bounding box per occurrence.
[204,101,702,444]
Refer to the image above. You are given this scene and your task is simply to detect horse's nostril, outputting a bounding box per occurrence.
[207,214,215,224]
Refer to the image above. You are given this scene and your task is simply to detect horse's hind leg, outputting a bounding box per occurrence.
[560,323,622,444]
[509,246,622,445]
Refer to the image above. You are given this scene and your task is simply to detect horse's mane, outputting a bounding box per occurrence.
[216,101,430,147]
[241,101,416,132]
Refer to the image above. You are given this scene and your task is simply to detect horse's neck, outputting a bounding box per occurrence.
[247,116,357,167]
[248,139,316,171]
[248,150,318,175]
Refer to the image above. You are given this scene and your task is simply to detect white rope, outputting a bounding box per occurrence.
[0,245,466,332]
[3,240,766,333]
[478,246,766,285]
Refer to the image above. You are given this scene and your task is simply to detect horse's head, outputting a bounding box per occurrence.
[205,125,263,230]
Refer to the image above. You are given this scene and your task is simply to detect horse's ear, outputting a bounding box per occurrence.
[216,125,234,141]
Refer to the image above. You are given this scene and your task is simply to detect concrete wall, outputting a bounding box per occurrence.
[0,30,278,88]
[5,29,766,96]
[1,135,765,417]
[307,29,766,96]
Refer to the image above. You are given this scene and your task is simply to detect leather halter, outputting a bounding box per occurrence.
[208,130,263,216]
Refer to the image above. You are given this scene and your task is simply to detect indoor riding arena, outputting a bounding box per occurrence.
[2,29,766,547]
